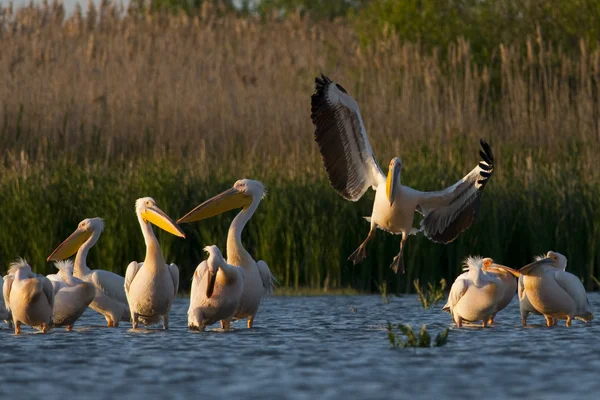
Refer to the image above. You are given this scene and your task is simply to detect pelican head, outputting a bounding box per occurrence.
[521,250,567,275]
[386,157,402,206]
[135,197,186,238]
[203,245,226,299]
[178,179,265,224]
[482,260,520,278]
[8,258,33,279]
[545,251,568,270]
[47,218,105,262]
[462,256,489,272]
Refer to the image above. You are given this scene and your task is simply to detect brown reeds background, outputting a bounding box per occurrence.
[1,2,599,292]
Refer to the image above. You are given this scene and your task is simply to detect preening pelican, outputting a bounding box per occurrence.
[3,259,54,334]
[50,260,95,331]
[482,263,519,324]
[442,257,504,327]
[188,245,244,331]
[178,179,276,329]
[0,275,12,327]
[125,197,185,330]
[47,217,130,327]
[519,251,593,327]
[310,75,494,273]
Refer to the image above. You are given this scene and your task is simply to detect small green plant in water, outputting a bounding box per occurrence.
[414,278,447,310]
[378,281,390,304]
[387,322,449,348]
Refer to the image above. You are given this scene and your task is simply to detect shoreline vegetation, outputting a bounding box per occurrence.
[1,2,599,293]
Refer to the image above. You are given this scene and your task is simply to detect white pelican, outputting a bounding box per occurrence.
[442,257,504,327]
[1,275,13,328]
[125,197,185,330]
[519,251,594,327]
[188,245,244,331]
[178,179,276,329]
[310,75,494,273]
[3,259,54,334]
[47,217,130,327]
[50,260,96,331]
[482,263,519,324]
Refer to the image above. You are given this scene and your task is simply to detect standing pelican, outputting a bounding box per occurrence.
[1,275,12,328]
[442,257,504,327]
[47,218,130,327]
[178,179,276,329]
[3,259,54,334]
[482,263,519,324]
[519,251,593,327]
[310,75,494,273]
[50,260,96,331]
[125,197,185,330]
[188,245,244,331]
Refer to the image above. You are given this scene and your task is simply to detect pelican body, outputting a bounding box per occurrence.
[3,259,54,334]
[179,179,276,329]
[49,260,95,331]
[482,263,519,324]
[188,245,244,331]
[443,257,507,327]
[0,275,12,327]
[125,197,184,329]
[47,218,130,327]
[310,75,494,273]
[519,251,593,327]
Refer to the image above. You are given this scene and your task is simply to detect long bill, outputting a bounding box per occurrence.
[143,206,186,238]
[47,228,93,261]
[484,264,521,278]
[519,258,550,276]
[177,187,252,224]
[386,159,400,206]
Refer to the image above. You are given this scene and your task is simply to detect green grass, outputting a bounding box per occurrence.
[387,322,449,348]
[414,279,447,310]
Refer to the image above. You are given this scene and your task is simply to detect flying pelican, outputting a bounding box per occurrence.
[442,257,504,327]
[519,251,593,327]
[50,260,96,331]
[482,263,519,324]
[47,217,130,327]
[125,197,185,330]
[3,259,54,334]
[188,245,244,332]
[0,275,13,328]
[178,179,276,329]
[310,75,494,273]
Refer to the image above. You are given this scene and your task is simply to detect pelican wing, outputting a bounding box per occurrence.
[310,75,386,201]
[417,140,494,243]
[124,262,142,296]
[39,275,55,309]
[257,260,276,297]
[188,261,208,314]
[3,275,13,312]
[92,269,128,304]
[554,271,593,320]
[168,263,180,296]
[443,273,470,313]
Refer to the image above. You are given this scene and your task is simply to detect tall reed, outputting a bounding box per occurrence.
[1,2,599,292]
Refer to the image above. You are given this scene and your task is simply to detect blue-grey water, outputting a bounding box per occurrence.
[1,294,599,399]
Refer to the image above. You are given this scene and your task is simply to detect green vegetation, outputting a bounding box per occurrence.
[387,322,449,348]
[414,279,447,310]
[377,281,390,304]
[0,3,599,293]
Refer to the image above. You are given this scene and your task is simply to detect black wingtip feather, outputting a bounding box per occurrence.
[479,139,494,164]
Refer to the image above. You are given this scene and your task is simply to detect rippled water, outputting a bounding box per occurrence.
[1,294,599,399]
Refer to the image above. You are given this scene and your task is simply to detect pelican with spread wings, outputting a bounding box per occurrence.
[310,75,494,273]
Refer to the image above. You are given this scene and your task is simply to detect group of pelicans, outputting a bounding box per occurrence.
[0,75,594,334]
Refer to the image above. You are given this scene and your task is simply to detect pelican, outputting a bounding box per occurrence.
[47,217,130,327]
[178,179,276,329]
[482,263,520,324]
[125,197,185,330]
[442,257,504,327]
[188,245,244,331]
[49,260,96,331]
[519,251,593,327]
[310,75,494,273]
[1,275,12,328]
[3,259,54,334]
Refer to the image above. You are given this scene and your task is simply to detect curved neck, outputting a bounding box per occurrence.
[226,195,260,268]
[74,229,101,276]
[469,268,485,287]
[138,212,165,271]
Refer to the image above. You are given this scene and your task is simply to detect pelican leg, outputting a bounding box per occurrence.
[131,313,138,330]
[482,319,488,328]
[247,315,255,329]
[66,325,73,332]
[41,323,49,334]
[162,314,169,330]
[221,320,231,331]
[14,321,21,335]
[566,316,572,327]
[545,316,554,327]
[521,312,528,327]
[389,235,407,274]
[456,318,463,328]
[348,225,376,265]
[488,314,496,325]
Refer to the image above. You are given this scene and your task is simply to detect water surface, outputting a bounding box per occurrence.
[1,294,599,399]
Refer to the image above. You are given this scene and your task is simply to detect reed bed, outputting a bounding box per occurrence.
[1,2,599,292]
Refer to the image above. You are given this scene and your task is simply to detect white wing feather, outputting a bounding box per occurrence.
[257,260,276,297]
[124,262,142,295]
[168,263,180,297]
